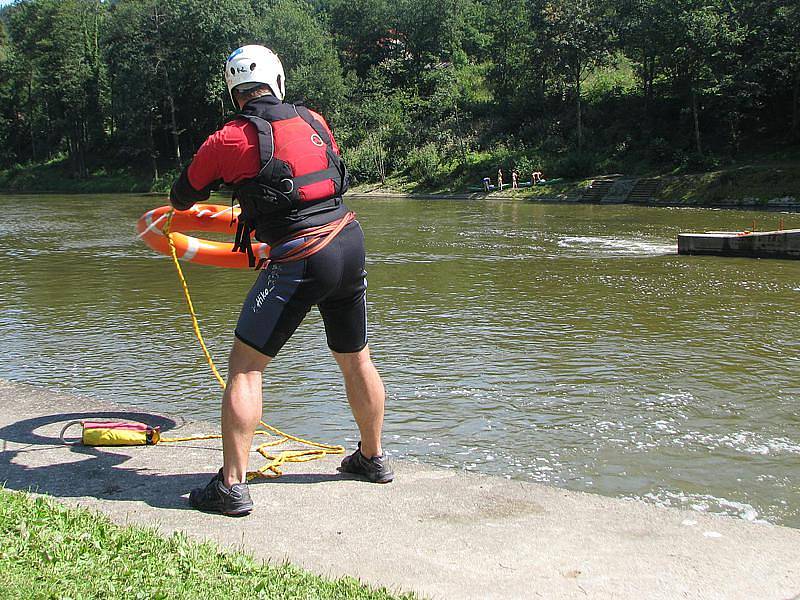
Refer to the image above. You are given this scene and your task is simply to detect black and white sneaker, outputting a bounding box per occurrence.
[339,442,394,483]
[189,469,254,516]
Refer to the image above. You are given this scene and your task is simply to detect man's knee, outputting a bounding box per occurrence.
[229,337,272,375]
[332,345,374,375]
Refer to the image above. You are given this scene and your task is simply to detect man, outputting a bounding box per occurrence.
[170,45,392,516]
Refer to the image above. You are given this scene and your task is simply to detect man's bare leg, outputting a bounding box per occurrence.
[333,345,385,458]
[221,338,272,487]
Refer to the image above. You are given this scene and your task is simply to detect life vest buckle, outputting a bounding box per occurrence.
[279,178,294,194]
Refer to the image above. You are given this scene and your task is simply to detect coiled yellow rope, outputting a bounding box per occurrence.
[161,210,344,479]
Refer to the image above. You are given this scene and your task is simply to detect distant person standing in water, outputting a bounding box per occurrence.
[169,45,393,516]
[497,168,504,191]
[511,168,519,189]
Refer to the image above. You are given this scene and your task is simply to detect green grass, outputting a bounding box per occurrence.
[659,163,800,204]
[0,489,415,600]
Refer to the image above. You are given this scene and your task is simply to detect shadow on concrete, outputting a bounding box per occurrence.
[0,411,179,446]
[0,411,351,509]
[0,411,202,510]
[251,471,354,485]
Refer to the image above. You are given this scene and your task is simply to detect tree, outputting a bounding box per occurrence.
[104,0,164,176]
[540,0,614,151]
[4,0,107,176]
[617,0,671,120]
[325,0,395,78]
[661,0,739,156]
[251,0,346,116]
[762,0,800,140]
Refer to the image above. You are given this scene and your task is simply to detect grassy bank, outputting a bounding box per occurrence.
[351,160,800,208]
[0,489,412,600]
[0,159,174,194]
[2,155,799,209]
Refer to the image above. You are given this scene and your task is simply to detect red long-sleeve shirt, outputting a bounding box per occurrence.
[186,108,340,191]
[170,99,347,244]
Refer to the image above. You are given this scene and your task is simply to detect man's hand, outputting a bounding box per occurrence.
[170,192,195,212]
[170,166,216,211]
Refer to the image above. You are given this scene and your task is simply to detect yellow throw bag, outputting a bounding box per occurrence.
[60,420,161,446]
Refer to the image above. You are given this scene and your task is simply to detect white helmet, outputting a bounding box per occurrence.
[224,45,285,106]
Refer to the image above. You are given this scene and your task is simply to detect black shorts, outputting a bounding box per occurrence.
[234,221,368,357]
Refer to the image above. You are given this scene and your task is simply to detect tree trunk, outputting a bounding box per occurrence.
[729,113,740,156]
[28,76,36,162]
[71,120,87,179]
[109,76,115,138]
[148,109,159,181]
[691,85,702,156]
[792,67,799,141]
[576,70,583,152]
[164,74,182,169]
[374,127,386,184]
[643,54,655,123]
[152,6,182,169]
[453,101,467,167]
[67,133,76,176]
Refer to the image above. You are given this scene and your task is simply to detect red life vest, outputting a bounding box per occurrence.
[238,100,346,208]
[231,98,349,266]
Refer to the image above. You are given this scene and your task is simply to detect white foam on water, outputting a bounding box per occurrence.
[635,489,771,524]
[679,430,800,456]
[557,235,675,256]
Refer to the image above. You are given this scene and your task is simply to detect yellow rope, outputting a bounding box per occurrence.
[162,209,344,480]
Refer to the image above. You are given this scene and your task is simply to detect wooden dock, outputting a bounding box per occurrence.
[678,228,800,259]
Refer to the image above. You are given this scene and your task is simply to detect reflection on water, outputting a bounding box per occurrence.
[1,194,798,527]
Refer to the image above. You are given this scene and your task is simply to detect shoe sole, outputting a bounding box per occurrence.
[191,503,253,517]
[339,467,394,484]
[222,507,253,517]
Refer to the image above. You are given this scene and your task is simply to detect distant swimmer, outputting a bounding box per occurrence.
[497,168,504,191]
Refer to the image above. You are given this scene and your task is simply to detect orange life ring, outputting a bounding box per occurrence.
[135,204,269,269]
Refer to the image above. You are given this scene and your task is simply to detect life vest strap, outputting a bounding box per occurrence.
[232,220,259,268]
[295,105,332,146]
[289,165,343,191]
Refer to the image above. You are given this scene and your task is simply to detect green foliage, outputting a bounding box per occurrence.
[0,0,798,190]
[0,489,414,600]
[252,0,346,115]
[406,143,442,184]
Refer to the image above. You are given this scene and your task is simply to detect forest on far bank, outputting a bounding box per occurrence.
[0,0,798,191]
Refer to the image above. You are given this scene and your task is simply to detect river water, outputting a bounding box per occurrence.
[1,194,798,527]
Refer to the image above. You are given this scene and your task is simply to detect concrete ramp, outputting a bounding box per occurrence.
[1,380,798,599]
[678,228,800,259]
